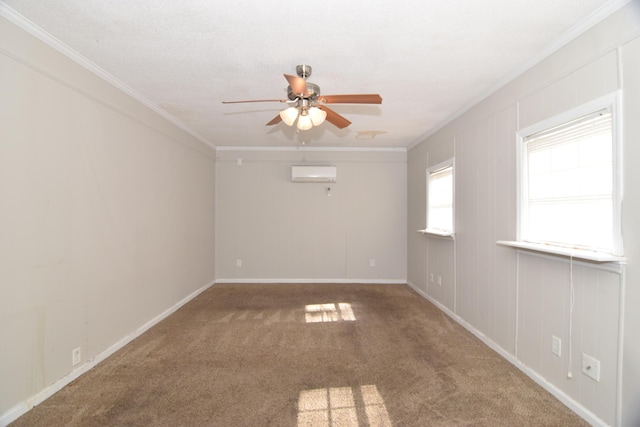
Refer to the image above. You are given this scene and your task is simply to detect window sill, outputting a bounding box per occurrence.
[418,229,455,240]
[496,240,626,263]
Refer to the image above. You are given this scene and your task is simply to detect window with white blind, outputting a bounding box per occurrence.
[519,105,621,255]
[426,161,454,234]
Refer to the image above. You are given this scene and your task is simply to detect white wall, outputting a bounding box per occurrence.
[0,15,216,422]
[215,149,406,282]
[620,31,640,427]
[408,3,640,426]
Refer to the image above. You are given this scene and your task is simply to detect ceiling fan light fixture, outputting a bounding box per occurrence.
[280,107,299,126]
[309,107,327,126]
[296,114,313,131]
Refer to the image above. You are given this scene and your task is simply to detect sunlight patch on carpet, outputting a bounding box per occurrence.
[305,303,356,323]
[297,385,391,427]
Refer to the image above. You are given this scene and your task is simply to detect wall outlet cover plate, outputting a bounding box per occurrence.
[581,353,601,382]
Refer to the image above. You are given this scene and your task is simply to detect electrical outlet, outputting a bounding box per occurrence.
[429,273,434,282]
[437,275,442,286]
[236,259,242,267]
[551,336,561,357]
[72,347,81,366]
[369,259,376,267]
[582,353,601,382]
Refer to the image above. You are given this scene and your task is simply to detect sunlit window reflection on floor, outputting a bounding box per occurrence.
[305,303,356,323]
[297,385,391,427]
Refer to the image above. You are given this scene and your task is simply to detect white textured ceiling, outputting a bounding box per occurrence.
[2,0,623,148]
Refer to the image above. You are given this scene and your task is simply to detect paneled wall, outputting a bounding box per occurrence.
[407,138,457,313]
[408,4,640,426]
[454,108,518,352]
[425,238,455,311]
[620,32,640,427]
[0,16,216,421]
[215,149,406,282]
[517,254,621,423]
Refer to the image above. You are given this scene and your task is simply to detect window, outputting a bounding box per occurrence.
[426,160,454,234]
[519,102,622,255]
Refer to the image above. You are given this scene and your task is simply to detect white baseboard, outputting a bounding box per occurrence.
[405,281,608,427]
[215,278,407,284]
[0,279,216,427]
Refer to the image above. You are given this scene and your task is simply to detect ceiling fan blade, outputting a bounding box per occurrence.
[222,99,287,104]
[318,94,382,104]
[284,74,308,97]
[318,106,351,129]
[266,115,282,126]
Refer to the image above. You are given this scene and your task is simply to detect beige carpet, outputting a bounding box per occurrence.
[12,283,587,426]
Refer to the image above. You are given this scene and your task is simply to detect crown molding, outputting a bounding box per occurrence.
[407,0,633,151]
[0,2,215,149]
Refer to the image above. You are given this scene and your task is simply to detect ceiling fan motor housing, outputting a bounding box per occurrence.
[287,82,320,101]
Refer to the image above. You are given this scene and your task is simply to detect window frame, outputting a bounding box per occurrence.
[515,92,623,257]
[424,159,455,237]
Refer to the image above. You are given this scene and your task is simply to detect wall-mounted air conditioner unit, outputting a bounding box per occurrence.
[291,165,337,183]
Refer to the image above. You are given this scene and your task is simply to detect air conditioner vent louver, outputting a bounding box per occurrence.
[291,165,337,183]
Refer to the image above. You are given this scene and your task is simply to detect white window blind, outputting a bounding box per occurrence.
[523,109,613,252]
[427,165,453,232]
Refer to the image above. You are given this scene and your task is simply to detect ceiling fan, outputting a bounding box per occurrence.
[222,65,382,130]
